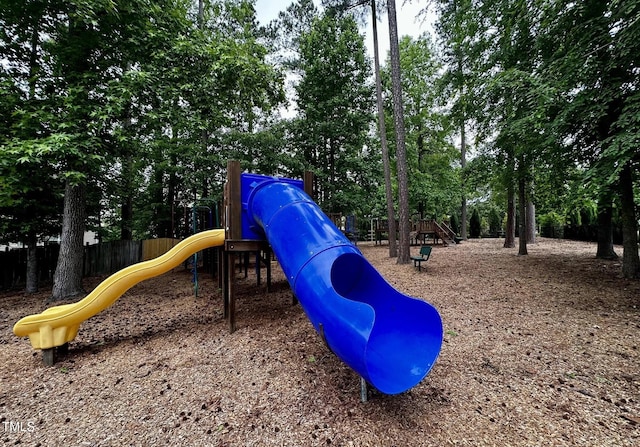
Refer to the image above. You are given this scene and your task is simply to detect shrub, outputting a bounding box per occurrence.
[470,208,482,238]
[488,208,502,237]
[449,213,459,235]
[539,212,564,238]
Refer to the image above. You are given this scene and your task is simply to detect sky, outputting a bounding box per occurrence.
[254,0,437,61]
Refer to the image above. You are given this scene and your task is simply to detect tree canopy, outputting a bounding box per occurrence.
[1,0,639,295]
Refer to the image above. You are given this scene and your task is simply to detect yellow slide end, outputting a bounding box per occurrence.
[13,229,225,350]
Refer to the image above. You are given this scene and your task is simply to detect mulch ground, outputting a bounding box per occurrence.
[1,237,639,446]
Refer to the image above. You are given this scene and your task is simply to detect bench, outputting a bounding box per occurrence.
[410,245,432,271]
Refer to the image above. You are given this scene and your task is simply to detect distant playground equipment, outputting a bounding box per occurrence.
[371,218,459,246]
[327,213,359,243]
[14,161,443,396]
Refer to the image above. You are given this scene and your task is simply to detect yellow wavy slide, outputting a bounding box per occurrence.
[14,229,225,350]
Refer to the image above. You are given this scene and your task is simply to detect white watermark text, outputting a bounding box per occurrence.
[3,420,36,433]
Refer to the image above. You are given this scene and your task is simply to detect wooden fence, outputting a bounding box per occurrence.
[142,238,180,261]
[0,238,183,291]
[83,240,143,277]
[0,244,60,291]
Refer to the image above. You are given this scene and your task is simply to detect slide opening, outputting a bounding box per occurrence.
[331,253,443,394]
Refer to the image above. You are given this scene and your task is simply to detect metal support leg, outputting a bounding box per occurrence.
[42,348,56,366]
[360,377,369,403]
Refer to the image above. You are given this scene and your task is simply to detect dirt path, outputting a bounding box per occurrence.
[1,238,638,446]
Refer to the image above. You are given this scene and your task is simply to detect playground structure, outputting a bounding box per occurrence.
[14,160,443,396]
[413,219,458,246]
[327,213,359,243]
[372,218,459,246]
[13,230,225,365]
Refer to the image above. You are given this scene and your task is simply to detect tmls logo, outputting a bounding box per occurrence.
[3,421,36,433]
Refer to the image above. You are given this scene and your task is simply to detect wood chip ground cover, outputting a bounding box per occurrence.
[1,238,639,446]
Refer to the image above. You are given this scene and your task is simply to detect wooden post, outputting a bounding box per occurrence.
[222,249,229,318]
[227,252,236,332]
[222,161,295,329]
[225,160,242,333]
[266,247,272,293]
[303,170,314,198]
[227,160,242,240]
[217,247,224,290]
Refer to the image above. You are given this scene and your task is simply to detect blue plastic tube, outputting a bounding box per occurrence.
[246,177,443,394]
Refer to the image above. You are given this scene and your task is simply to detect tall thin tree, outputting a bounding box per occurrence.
[371,0,398,257]
[386,0,410,263]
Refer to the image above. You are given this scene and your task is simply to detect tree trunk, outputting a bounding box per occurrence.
[201,130,209,200]
[329,138,336,208]
[120,68,134,241]
[121,196,133,240]
[168,129,178,237]
[526,199,536,243]
[525,178,536,243]
[25,14,40,294]
[619,162,639,278]
[387,0,410,264]
[596,199,618,260]
[25,229,38,294]
[198,0,204,27]
[596,186,618,260]
[371,0,397,257]
[152,167,168,237]
[517,176,528,256]
[460,112,468,240]
[417,125,425,169]
[120,150,133,241]
[504,194,515,248]
[51,180,86,300]
[503,175,516,248]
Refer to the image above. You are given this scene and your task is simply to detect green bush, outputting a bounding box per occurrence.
[449,213,459,235]
[488,208,502,237]
[470,208,482,238]
[539,212,565,238]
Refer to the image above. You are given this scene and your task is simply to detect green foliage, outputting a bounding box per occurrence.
[0,0,288,245]
[539,212,565,239]
[433,0,638,267]
[449,213,459,235]
[265,0,319,69]
[487,207,502,237]
[1,0,636,277]
[469,208,481,238]
[294,11,375,215]
[379,35,460,220]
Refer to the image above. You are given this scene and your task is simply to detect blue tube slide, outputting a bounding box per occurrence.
[242,174,443,395]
